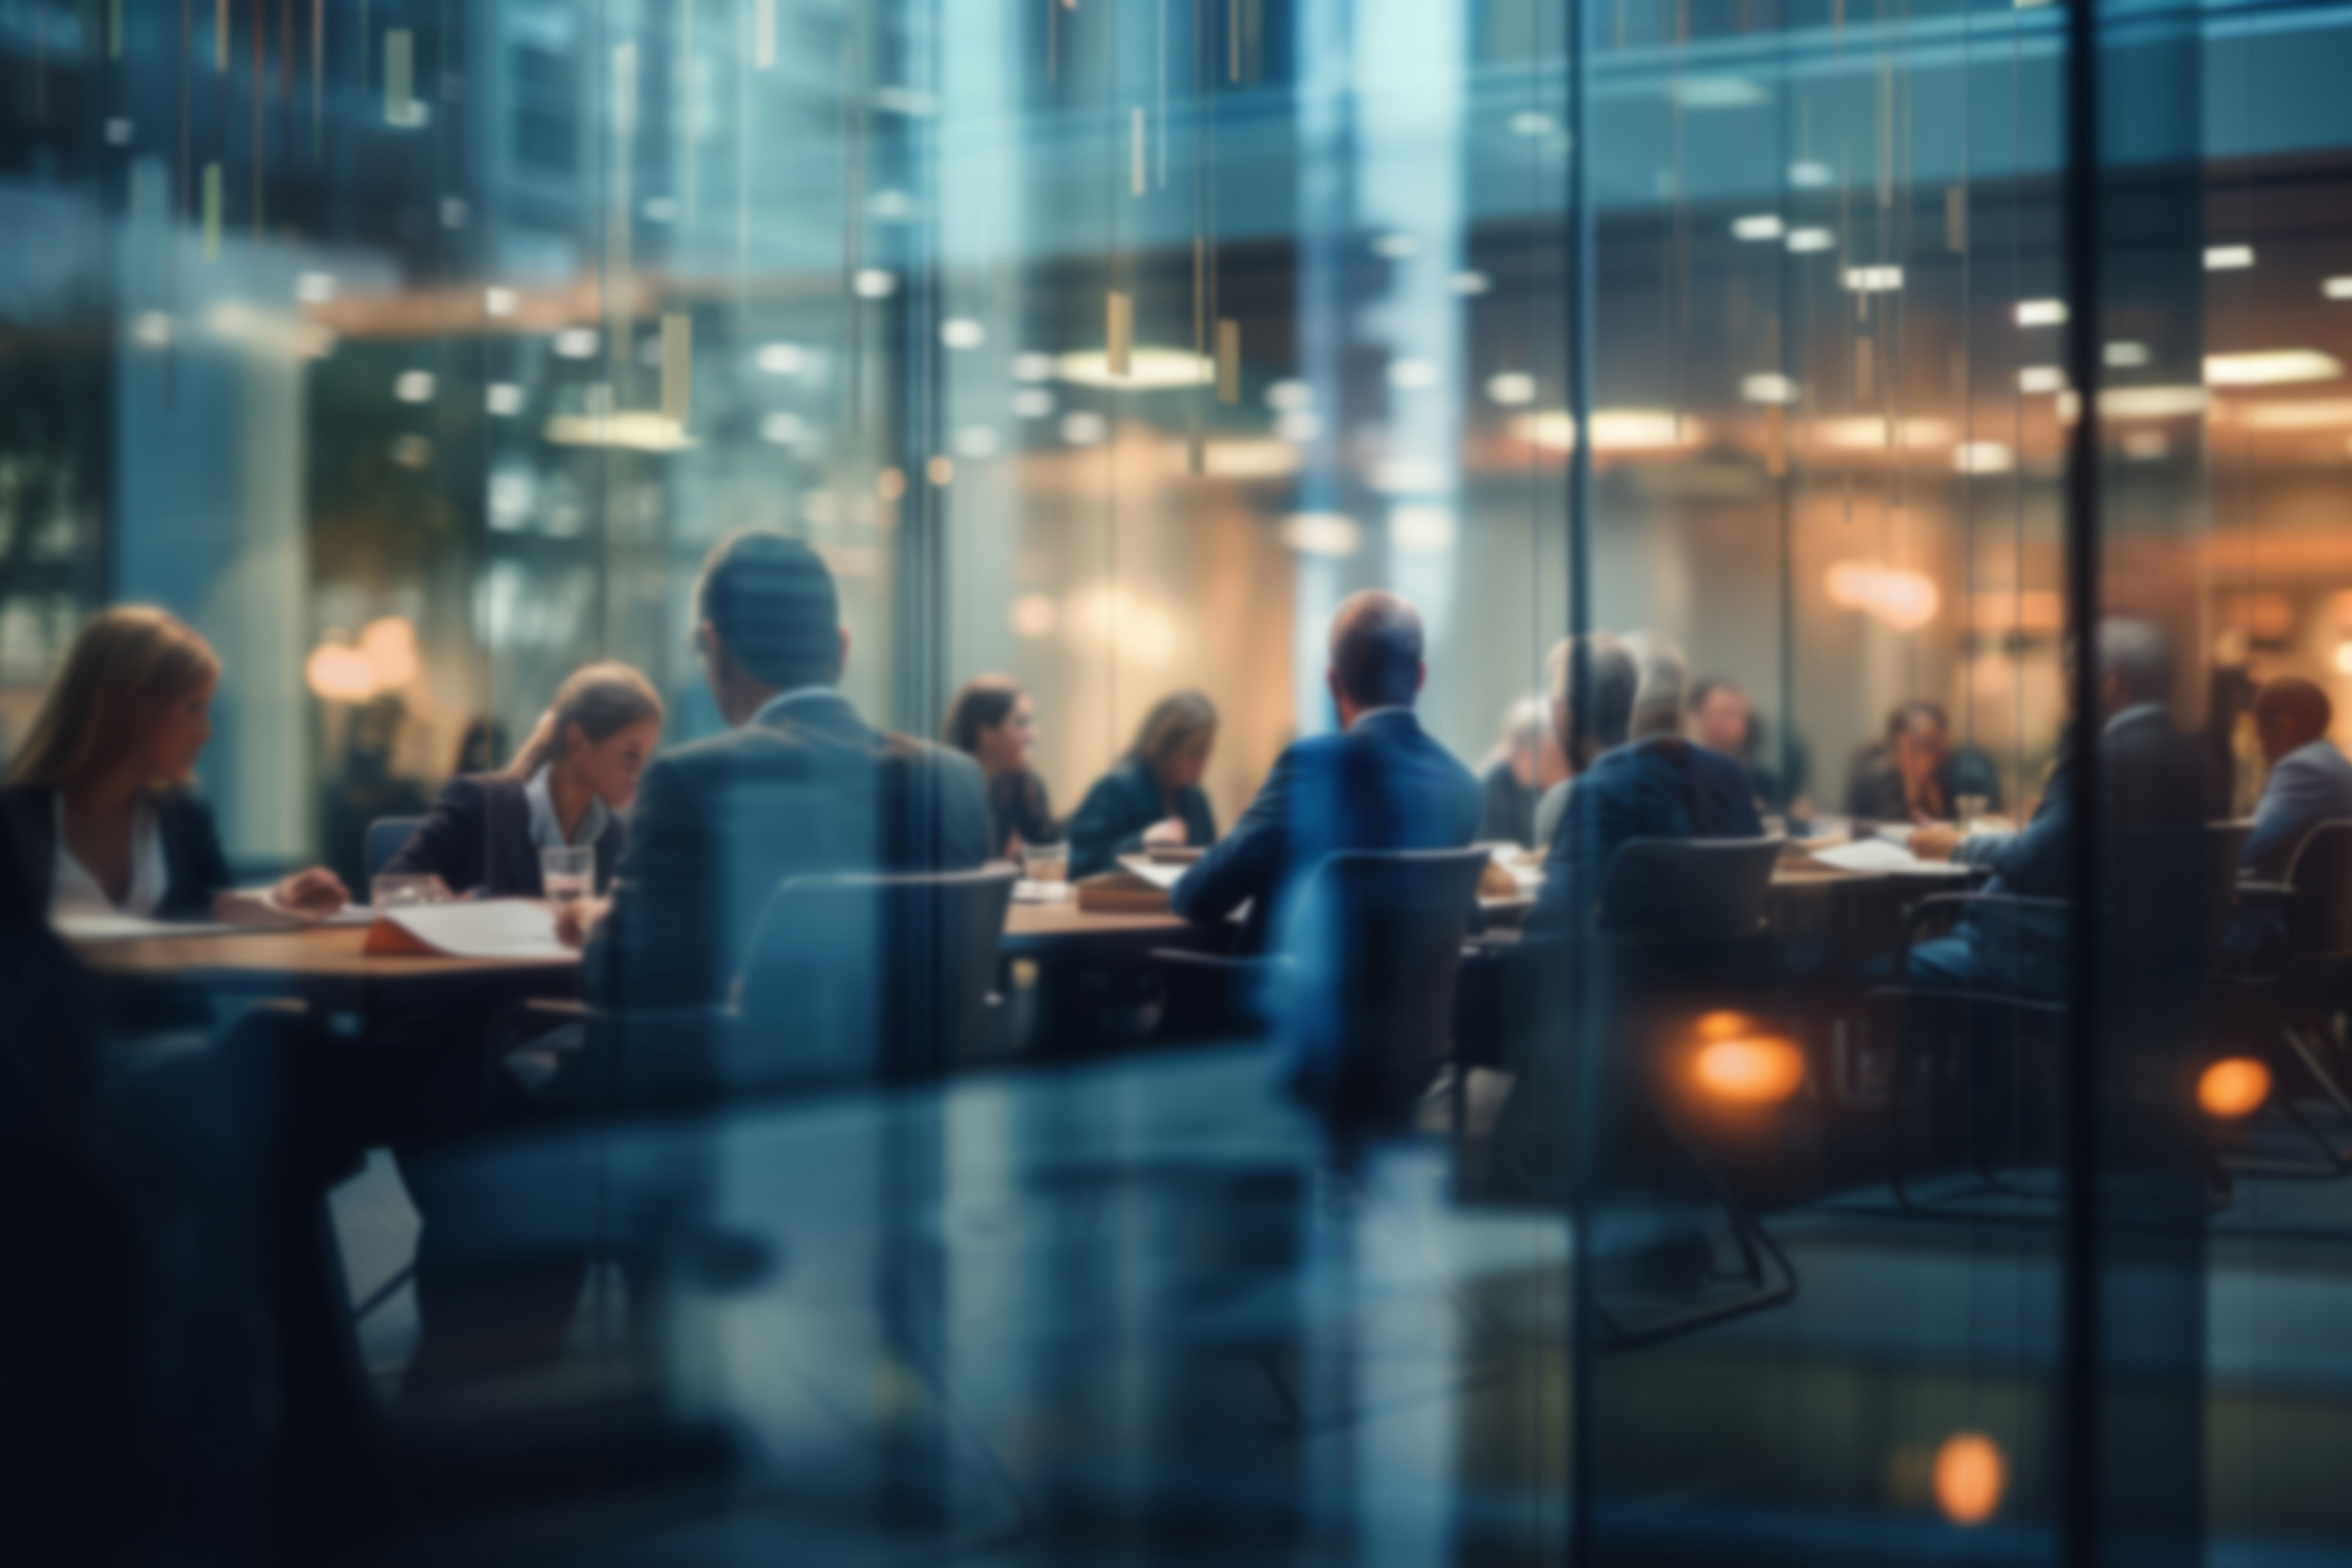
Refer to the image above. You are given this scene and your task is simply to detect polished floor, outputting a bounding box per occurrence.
[327,1043,2352,1566]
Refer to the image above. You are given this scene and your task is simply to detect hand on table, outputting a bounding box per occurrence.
[554,895,611,951]
[1140,818,1189,850]
[213,865,352,926]
[1907,824,1964,862]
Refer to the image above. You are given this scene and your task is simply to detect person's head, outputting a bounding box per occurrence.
[693,529,846,725]
[1325,590,1425,727]
[1498,695,1555,787]
[2253,676,2332,766]
[2095,617,2173,720]
[505,662,666,810]
[1888,700,1950,778]
[1688,677,1751,755]
[944,675,1037,778]
[6,606,222,794]
[1129,690,1219,794]
[1545,632,1638,770]
[1623,633,1690,740]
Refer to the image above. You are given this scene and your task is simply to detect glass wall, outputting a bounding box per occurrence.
[10,0,2352,1559]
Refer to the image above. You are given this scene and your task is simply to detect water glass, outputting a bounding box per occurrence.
[1954,793,1991,832]
[370,873,443,912]
[540,846,595,907]
[1023,841,1071,885]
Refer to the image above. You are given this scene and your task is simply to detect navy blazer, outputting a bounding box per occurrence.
[1171,710,1483,952]
[589,689,992,1012]
[1,783,236,921]
[1066,756,1218,879]
[383,774,627,899]
[2242,738,2352,880]
[1528,737,1766,935]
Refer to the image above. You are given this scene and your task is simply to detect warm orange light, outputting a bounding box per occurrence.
[1934,1433,2007,1526]
[1695,1010,1760,1042]
[304,643,379,704]
[1692,1037,1805,1105]
[2199,1058,2272,1119]
[356,616,420,690]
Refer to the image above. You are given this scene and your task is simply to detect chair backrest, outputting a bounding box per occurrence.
[1278,846,1493,1126]
[732,865,1017,1088]
[2201,820,2254,960]
[1593,836,1785,946]
[364,816,424,880]
[2284,819,2352,959]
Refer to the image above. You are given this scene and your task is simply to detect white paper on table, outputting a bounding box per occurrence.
[1012,880,1073,904]
[383,900,575,959]
[53,911,241,941]
[1115,855,1191,891]
[1807,838,1973,876]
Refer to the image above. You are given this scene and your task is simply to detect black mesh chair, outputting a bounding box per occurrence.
[2215,820,2352,1176]
[1482,836,1797,1349]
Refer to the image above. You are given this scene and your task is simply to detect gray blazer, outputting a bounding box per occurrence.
[2244,738,2352,880]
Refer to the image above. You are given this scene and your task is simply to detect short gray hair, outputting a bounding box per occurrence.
[2098,617,2172,706]
[1623,631,1689,739]
[1546,633,1638,753]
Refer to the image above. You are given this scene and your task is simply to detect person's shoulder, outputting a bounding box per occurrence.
[430,772,506,810]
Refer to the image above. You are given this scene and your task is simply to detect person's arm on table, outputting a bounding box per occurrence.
[1170,753,1293,927]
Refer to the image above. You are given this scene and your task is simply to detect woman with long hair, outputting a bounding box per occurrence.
[383,661,664,897]
[2,606,347,922]
[943,674,1055,859]
[1065,690,1220,878]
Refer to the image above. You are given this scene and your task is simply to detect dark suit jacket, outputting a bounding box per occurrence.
[383,774,627,898]
[1476,758,1540,846]
[1948,705,2211,998]
[587,689,992,1012]
[1,784,236,921]
[1171,710,1484,952]
[2242,738,2352,880]
[1066,757,1218,879]
[1528,737,1766,935]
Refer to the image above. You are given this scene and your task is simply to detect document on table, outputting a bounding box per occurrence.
[1117,855,1192,891]
[1807,838,1973,876]
[382,900,575,960]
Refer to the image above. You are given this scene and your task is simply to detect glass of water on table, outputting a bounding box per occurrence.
[540,846,595,908]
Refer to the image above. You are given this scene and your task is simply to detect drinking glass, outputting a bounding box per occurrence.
[369,873,443,911]
[1954,794,1991,832]
[540,846,595,907]
[1023,841,1071,885]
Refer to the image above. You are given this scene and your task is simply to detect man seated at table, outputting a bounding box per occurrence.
[1905,618,2210,997]
[570,529,992,1021]
[2241,675,2352,880]
[1527,634,1765,935]
[1170,589,1482,953]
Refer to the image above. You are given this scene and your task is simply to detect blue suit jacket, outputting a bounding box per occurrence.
[2242,739,2352,880]
[1527,737,1765,934]
[1170,709,1483,952]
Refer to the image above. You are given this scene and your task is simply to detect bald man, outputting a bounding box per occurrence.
[2244,676,2352,879]
[1170,589,1482,952]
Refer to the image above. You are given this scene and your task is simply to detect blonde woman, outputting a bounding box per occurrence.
[383,662,664,897]
[1065,690,1220,878]
[2,606,347,922]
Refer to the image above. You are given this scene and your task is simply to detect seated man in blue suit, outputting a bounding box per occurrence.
[2241,676,2352,880]
[1171,589,1483,952]
[1528,634,1765,935]
[1905,619,2211,997]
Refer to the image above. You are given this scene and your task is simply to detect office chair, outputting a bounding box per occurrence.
[364,816,424,880]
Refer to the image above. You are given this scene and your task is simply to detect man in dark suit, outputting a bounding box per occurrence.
[1171,590,1482,952]
[2241,676,2352,880]
[575,529,992,1012]
[1907,618,2211,997]
[1528,635,1765,934]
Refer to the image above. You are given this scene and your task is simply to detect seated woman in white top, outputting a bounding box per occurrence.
[1,606,348,923]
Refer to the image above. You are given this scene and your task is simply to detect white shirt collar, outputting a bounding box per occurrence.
[524,766,609,851]
[1346,706,1414,729]
[50,791,167,918]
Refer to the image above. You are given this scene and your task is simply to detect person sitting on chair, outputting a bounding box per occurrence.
[1065,692,1221,878]
[943,674,1057,860]
[565,529,991,1011]
[384,662,663,898]
[2240,675,2352,880]
[1171,590,1482,952]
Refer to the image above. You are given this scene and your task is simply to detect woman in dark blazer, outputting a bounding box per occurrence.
[385,663,663,897]
[1067,690,1221,878]
[3,606,347,923]
[944,674,1057,859]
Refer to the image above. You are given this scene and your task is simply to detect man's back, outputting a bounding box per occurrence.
[2244,737,2352,879]
[590,689,992,1011]
[1171,709,1482,949]
[1531,737,1766,933]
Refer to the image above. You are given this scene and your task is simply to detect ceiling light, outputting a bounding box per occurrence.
[1265,379,1313,410]
[1786,227,1834,253]
[1844,265,1903,293]
[2104,341,2150,368]
[2018,366,2066,394]
[940,318,986,349]
[2326,277,2352,300]
[2241,399,2352,430]
[1390,505,1457,554]
[1952,442,2013,474]
[757,342,807,374]
[553,327,598,359]
[1741,372,1798,404]
[1387,358,1441,390]
[2015,299,2067,326]
[1826,560,1940,628]
[394,370,435,403]
[1487,372,1537,405]
[853,268,899,300]
[1059,410,1107,445]
[2205,244,2255,271]
[1280,513,1362,557]
[1789,160,1832,188]
[1055,347,1210,389]
[485,383,522,416]
[2206,350,2342,386]
[545,412,696,451]
[2103,385,2209,418]
[1732,214,1785,241]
